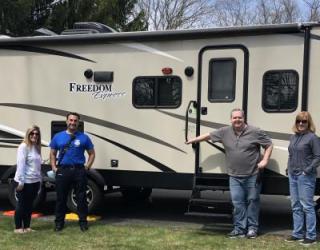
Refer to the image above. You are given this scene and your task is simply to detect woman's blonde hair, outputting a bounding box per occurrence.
[292,111,316,133]
[23,125,41,153]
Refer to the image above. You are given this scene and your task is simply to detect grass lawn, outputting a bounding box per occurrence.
[0,216,317,250]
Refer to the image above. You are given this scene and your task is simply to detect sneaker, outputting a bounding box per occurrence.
[228,230,246,238]
[13,229,25,234]
[54,224,64,232]
[300,238,316,246]
[24,228,35,233]
[246,229,258,239]
[285,236,304,242]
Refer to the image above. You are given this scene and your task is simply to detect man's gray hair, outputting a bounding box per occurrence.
[230,108,245,118]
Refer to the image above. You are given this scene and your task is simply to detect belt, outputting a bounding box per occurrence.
[58,164,84,169]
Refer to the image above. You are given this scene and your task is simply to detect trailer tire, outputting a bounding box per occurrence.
[8,182,46,209]
[315,200,320,222]
[121,187,152,201]
[67,179,102,213]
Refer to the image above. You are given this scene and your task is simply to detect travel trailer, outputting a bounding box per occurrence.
[0,22,320,213]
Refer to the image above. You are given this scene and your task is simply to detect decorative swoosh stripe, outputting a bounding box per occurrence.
[0,123,49,146]
[294,33,320,41]
[157,110,291,141]
[311,33,320,40]
[0,144,18,148]
[120,43,184,62]
[89,132,175,173]
[0,103,186,153]
[0,139,22,144]
[0,45,96,63]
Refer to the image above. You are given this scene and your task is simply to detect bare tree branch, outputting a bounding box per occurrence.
[211,0,256,26]
[137,0,214,30]
[303,0,320,21]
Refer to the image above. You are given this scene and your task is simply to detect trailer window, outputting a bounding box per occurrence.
[262,70,299,112]
[208,58,236,102]
[133,76,182,108]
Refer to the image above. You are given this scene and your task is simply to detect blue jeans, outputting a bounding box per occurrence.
[229,175,261,234]
[289,173,316,240]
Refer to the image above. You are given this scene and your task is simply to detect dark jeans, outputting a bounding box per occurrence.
[14,181,40,229]
[55,167,88,226]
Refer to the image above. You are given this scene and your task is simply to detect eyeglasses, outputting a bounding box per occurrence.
[296,120,308,124]
[30,132,39,136]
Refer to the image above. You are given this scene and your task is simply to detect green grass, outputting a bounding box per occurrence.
[0,216,318,250]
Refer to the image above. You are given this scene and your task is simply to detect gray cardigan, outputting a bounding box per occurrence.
[288,131,320,175]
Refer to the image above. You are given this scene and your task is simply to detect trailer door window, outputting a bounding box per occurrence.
[262,70,299,112]
[133,76,182,108]
[208,58,236,102]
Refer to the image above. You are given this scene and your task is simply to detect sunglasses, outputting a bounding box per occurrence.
[30,132,39,136]
[296,120,308,124]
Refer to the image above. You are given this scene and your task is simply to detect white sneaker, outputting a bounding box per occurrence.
[246,229,258,239]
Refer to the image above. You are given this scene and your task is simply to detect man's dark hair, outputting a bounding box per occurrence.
[66,112,80,120]
[230,108,245,118]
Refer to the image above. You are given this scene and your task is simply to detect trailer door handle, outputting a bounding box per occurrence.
[185,100,197,142]
[201,107,207,115]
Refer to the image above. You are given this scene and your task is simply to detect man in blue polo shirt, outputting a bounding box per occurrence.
[50,112,95,232]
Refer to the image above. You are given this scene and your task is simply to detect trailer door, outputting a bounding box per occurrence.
[198,46,249,174]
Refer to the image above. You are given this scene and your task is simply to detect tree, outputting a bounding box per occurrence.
[255,0,283,24]
[0,0,54,36]
[303,0,320,21]
[211,0,256,27]
[137,0,214,30]
[280,0,300,23]
[47,0,147,33]
[46,0,97,33]
[211,0,301,26]
[92,0,147,31]
[0,0,147,36]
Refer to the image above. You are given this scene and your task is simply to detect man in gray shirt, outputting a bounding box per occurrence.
[186,108,273,238]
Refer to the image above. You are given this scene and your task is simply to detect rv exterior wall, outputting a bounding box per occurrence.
[0,24,319,194]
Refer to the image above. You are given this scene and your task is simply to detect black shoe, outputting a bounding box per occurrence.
[80,224,88,232]
[300,238,316,246]
[54,225,64,232]
[228,230,246,238]
[285,236,303,242]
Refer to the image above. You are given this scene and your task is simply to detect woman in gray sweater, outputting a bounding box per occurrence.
[286,112,320,246]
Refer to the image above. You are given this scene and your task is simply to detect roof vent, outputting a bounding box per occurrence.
[33,28,57,36]
[61,22,116,35]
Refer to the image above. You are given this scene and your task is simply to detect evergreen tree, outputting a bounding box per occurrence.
[0,0,54,36]
[47,0,147,33]
[0,0,147,36]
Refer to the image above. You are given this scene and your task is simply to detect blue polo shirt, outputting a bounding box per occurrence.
[50,131,94,165]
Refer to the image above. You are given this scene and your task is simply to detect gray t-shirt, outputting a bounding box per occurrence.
[209,125,272,177]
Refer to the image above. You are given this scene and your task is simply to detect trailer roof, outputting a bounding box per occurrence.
[0,22,319,46]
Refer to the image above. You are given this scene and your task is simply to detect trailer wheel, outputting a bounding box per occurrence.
[315,199,320,221]
[67,179,102,213]
[8,181,46,209]
[121,187,152,201]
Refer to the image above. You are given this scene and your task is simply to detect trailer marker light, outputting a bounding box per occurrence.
[162,67,173,75]
[185,66,194,77]
[84,69,93,79]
